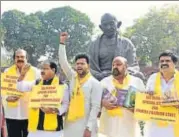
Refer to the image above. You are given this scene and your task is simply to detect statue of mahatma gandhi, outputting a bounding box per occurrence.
[88,13,144,81]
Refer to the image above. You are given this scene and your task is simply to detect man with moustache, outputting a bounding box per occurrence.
[16,61,69,137]
[144,51,179,137]
[99,56,145,137]
[2,49,41,137]
[58,32,103,137]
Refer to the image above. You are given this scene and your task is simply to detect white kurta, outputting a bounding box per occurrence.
[59,45,103,137]
[17,79,70,137]
[99,75,145,137]
[3,66,41,120]
[145,73,175,137]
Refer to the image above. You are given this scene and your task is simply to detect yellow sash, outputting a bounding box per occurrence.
[106,74,131,117]
[28,76,64,131]
[67,72,91,121]
[154,70,179,137]
[4,65,35,107]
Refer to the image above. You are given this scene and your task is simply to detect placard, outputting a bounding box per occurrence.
[135,93,179,123]
[29,85,65,108]
[1,73,23,96]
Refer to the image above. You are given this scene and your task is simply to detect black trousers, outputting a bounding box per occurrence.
[6,119,28,137]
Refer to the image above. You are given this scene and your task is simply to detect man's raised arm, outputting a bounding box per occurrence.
[58,32,75,80]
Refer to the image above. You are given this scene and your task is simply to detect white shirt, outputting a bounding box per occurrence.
[145,73,175,137]
[3,66,41,119]
[59,45,103,137]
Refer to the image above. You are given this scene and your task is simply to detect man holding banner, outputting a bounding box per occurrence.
[59,32,103,137]
[143,51,179,137]
[17,61,69,137]
[99,56,145,137]
[2,49,41,137]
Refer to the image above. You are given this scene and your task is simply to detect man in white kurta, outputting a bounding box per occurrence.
[2,49,41,137]
[99,56,145,137]
[144,51,179,137]
[58,32,103,137]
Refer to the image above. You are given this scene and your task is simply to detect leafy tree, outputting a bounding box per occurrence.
[2,6,94,65]
[0,24,6,45]
[42,6,94,63]
[124,4,179,66]
[2,10,43,65]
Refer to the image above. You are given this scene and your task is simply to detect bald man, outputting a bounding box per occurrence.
[2,49,41,137]
[99,56,145,137]
[89,13,139,81]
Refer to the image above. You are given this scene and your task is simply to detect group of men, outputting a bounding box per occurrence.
[1,13,179,137]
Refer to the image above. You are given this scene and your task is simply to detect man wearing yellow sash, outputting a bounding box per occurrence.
[99,56,145,137]
[58,32,103,137]
[17,61,69,137]
[2,49,41,137]
[145,51,179,137]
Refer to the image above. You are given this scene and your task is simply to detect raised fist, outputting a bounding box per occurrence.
[60,32,68,44]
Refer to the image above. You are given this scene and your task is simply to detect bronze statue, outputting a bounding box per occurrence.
[89,13,143,81]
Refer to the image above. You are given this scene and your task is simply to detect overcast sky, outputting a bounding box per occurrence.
[2,1,179,31]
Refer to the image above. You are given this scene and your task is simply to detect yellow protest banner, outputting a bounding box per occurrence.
[134,93,179,123]
[29,85,65,108]
[1,73,23,96]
